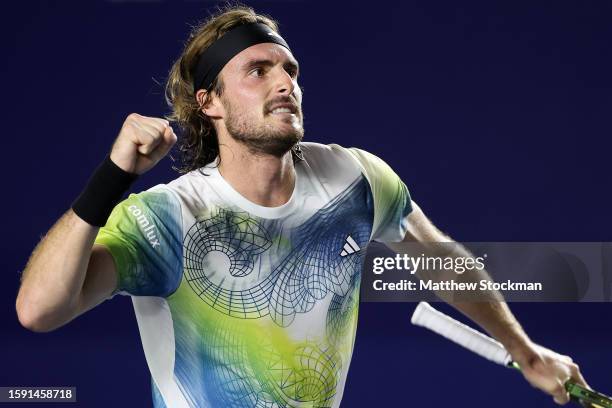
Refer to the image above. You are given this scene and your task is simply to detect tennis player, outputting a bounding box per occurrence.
[16,6,591,408]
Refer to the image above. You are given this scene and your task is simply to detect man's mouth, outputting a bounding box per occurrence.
[267,103,299,116]
[270,107,295,115]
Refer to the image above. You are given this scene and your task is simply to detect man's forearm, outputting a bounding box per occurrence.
[449,301,533,357]
[16,210,99,332]
[389,239,535,358]
[430,243,537,362]
[431,243,534,357]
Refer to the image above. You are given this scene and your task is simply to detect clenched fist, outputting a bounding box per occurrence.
[110,113,177,175]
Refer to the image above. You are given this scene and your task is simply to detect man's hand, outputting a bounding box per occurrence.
[511,341,591,405]
[110,113,177,175]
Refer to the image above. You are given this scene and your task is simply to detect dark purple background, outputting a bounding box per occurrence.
[3,1,611,407]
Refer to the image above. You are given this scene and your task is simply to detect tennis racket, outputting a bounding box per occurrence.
[411,302,612,408]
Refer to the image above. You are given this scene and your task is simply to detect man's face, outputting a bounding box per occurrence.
[215,42,303,157]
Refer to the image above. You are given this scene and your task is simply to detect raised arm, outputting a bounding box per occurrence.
[16,113,176,332]
[16,212,116,332]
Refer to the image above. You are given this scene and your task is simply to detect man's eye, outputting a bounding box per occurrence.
[249,68,264,77]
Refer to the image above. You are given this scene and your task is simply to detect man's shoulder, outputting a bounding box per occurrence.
[299,142,361,183]
[116,183,181,215]
[300,142,388,181]
[151,168,214,201]
[122,171,200,211]
[301,142,351,158]
[300,142,381,165]
[300,142,361,172]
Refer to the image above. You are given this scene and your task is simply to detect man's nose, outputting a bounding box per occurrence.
[272,66,295,96]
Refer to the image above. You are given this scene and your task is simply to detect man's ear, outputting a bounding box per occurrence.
[195,89,223,118]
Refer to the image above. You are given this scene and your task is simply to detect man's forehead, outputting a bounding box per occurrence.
[228,43,298,68]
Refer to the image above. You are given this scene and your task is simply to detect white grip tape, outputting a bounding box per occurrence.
[411,302,512,366]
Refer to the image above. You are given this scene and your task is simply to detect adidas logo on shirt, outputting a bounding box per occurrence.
[340,235,360,257]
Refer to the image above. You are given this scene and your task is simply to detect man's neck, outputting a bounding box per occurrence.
[217,143,296,208]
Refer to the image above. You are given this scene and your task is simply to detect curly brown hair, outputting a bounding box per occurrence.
[165,5,280,174]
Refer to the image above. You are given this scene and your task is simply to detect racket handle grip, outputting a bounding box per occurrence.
[411,302,512,366]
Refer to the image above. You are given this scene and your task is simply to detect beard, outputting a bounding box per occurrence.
[223,96,304,157]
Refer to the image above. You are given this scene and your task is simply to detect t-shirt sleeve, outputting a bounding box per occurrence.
[94,188,183,298]
[346,148,413,242]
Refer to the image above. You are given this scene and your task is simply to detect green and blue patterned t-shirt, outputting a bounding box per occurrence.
[95,143,412,408]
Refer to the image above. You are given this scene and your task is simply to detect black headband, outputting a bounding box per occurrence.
[192,22,291,92]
